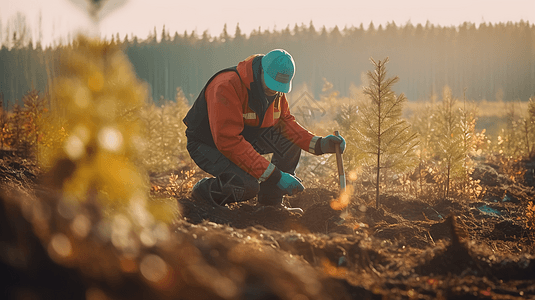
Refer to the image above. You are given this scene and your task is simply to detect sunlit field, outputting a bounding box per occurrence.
[1,4,535,299]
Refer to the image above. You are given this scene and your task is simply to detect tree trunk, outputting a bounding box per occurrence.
[376,63,382,209]
[445,161,451,199]
[376,156,380,209]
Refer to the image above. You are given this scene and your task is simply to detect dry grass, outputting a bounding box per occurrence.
[404,99,529,118]
[404,99,530,138]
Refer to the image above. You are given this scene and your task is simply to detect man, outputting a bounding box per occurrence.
[183,49,345,212]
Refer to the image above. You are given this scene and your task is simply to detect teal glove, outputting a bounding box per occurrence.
[320,135,346,154]
[276,172,305,196]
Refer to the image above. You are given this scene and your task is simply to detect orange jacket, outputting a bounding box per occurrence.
[184,54,318,180]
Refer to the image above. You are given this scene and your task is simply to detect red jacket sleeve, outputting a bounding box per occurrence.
[278,94,316,152]
[205,73,271,179]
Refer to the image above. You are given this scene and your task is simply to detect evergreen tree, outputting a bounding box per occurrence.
[458,92,480,195]
[410,100,436,196]
[523,96,535,159]
[356,58,419,208]
[503,100,524,157]
[161,25,170,42]
[431,86,466,199]
[8,104,26,152]
[335,103,359,172]
[139,88,189,174]
[21,89,49,163]
[139,101,162,172]
[220,24,230,42]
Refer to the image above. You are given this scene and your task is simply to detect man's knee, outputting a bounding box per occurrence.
[187,141,230,176]
[193,170,259,206]
[217,171,260,202]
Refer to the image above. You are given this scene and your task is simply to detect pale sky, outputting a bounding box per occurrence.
[1,0,534,47]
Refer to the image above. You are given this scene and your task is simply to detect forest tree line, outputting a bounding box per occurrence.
[1,21,534,107]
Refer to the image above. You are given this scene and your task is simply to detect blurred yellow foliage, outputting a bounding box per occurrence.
[46,35,178,224]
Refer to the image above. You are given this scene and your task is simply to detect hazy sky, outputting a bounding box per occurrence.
[1,0,534,46]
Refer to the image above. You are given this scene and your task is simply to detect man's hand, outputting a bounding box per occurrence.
[277,172,305,195]
[320,134,346,154]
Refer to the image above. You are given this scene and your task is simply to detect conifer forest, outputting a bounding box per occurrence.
[1,10,535,300]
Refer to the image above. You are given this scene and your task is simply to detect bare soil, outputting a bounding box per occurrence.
[1,155,534,300]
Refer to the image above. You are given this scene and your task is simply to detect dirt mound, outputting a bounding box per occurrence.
[1,158,535,299]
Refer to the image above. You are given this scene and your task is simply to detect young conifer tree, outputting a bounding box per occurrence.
[139,101,163,172]
[335,103,359,171]
[139,87,190,174]
[356,57,419,208]
[459,97,479,195]
[431,87,466,199]
[522,96,535,159]
[21,89,48,163]
[529,97,535,121]
[503,100,524,157]
[410,101,435,196]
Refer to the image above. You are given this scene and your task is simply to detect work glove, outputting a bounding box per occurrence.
[276,172,305,196]
[320,134,346,154]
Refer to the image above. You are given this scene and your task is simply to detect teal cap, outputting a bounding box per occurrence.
[262,49,295,93]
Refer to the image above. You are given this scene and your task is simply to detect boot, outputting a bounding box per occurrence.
[190,177,230,210]
[257,183,303,214]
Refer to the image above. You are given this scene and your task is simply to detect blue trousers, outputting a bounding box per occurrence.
[187,122,302,205]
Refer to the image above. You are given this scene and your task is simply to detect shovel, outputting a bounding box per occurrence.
[334,130,346,194]
[333,130,351,222]
[330,130,349,224]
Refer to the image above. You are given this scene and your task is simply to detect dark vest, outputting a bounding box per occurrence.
[183,56,277,147]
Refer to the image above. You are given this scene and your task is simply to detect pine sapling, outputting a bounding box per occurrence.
[335,103,359,171]
[139,88,190,174]
[458,90,480,195]
[356,57,419,208]
[523,97,535,159]
[431,86,466,199]
[503,100,523,157]
[21,89,48,164]
[410,101,436,197]
[9,104,28,154]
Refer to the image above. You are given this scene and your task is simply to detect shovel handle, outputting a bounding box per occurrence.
[334,131,346,191]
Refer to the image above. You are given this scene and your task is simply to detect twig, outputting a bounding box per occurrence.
[427,230,435,246]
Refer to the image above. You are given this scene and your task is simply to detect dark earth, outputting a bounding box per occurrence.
[1,152,534,300]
